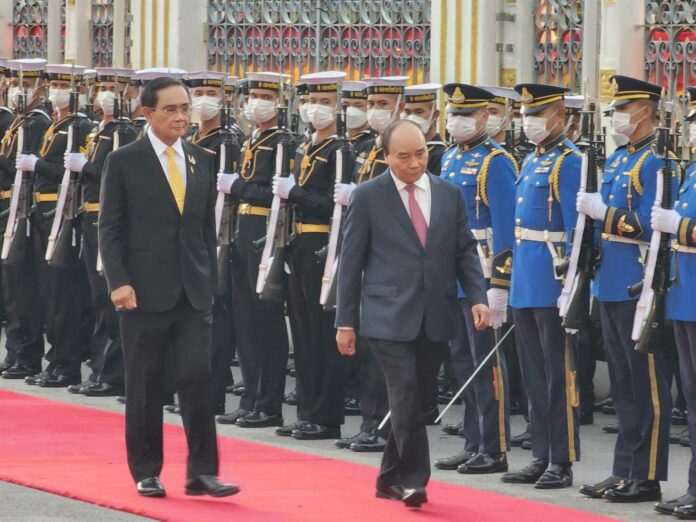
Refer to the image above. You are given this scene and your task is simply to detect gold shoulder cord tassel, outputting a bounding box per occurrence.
[548,184,554,223]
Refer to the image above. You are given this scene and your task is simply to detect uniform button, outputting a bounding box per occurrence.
[524,176,529,181]
[516,239,521,244]
[622,157,627,163]
[609,195,614,200]
[533,158,538,163]
[515,218,521,225]
[535,181,539,186]
[621,183,627,188]
[615,176,620,181]
[449,173,454,178]
[518,197,523,203]
[684,202,689,209]
[456,154,462,160]
[462,181,467,185]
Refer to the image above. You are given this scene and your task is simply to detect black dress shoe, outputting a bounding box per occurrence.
[441,421,464,436]
[674,501,696,519]
[276,420,310,436]
[434,450,476,471]
[672,407,688,426]
[37,373,81,388]
[603,479,661,503]
[350,434,387,452]
[402,487,427,508]
[0,361,13,373]
[437,390,460,405]
[2,364,41,380]
[682,434,691,447]
[672,429,689,444]
[137,477,166,498]
[424,406,440,425]
[216,408,249,425]
[457,453,508,474]
[284,391,297,405]
[231,382,245,396]
[602,423,619,434]
[579,475,625,498]
[164,404,180,414]
[224,382,236,393]
[510,428,532,447]
[185,475,239,497]
[655,493,696,514]
[116,396,126,404]
[376,484,404,502]
[594,397,612,412]
[83,383,124,397]
[344,397,361,415]
[602,403,616,415]
[68,380,96,394]
[501,458,548,484]
[579,411,594,425]
[236,411,283,428]
[521,440,533,450]
[535,463,573,489]
[291,423,341,440]
[335,431,372,449]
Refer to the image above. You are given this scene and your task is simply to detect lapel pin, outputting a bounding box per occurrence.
[188,154,196,166]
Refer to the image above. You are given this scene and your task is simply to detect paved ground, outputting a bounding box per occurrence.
[0,350,688,521]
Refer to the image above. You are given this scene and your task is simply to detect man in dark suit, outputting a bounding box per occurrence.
[99,76,239,499]
[335,119,489,508]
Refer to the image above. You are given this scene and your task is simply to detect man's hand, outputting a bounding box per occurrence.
[336,328,357,357]
[472,304,490,331]
[111,285,137,311]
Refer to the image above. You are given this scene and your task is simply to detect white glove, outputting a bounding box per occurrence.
[565,328,579,335]
[272,175,296,200]
[556,293,568,316]
[64,152,88,173]
[216,172,239,194]
[651,205,681,235]
[15,153,38,172]
[334,182,356,206]
[576,191,608,221]
[486,288,508,330]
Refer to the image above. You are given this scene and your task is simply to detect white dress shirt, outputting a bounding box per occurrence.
[390,170,431,226]
[148,127,187,188]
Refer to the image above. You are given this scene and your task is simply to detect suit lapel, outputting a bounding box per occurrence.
[181,140,196,216]
[378,173,423,249]
[426,174,442,249]
[142,135,180,212]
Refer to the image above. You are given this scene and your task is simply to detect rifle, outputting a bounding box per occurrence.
[256,81,292,302]
[630,94,674,354]
[46,67,82,267]
[214,77,239,296]
[558,95,600,328]
[319,107,354,310]
[2,65,33,264]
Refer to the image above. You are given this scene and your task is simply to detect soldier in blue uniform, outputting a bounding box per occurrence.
[652,84,696,517]
[577,75,674,503]
[503,83,581,489]
[433,83,516,475]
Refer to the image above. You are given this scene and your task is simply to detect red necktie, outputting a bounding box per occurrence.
[405,184,428,247]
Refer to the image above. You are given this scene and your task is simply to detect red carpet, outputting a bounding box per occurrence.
[0,389,617,521]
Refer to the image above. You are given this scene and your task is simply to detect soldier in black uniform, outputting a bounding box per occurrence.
[402,83,446,176]
[333,76,407,452]
[0,59,52,381]
[341,81,375,156]
[216,72,290,428]
[14,64,94,388]
[273,71,351,440]
[0,59,14,145]
[127,72,148,138]
[64,68,137,396]
[186,70,242,414]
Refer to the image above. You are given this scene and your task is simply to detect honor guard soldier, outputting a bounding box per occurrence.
[577,75,674,503]
[128,71,148,138]
[433,84,516,475]
[341,80,374,154]
[0,58,51,380]
[222,75,246,144]
[296,81,312,142]
[0,59,14,140]
[503,83,581,489]
[479,85,520,150]
[652,85,696,518]
[215,72,291,428]
[563,95,583,143]
[402,83,446,176]
[332,76,408,453]
[63,68,138,397]
[272,71,351,441]
[14,63,94,388]
[185,70,241,414]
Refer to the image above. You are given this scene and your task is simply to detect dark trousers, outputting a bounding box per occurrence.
[82,212,123,386]
[369,327,445,489]
[211,294,234,412]
[450,298,510,454]
[599,300,670,481]
[120,292,218,482]
[355,335,389,435]
[512,307,580,463]
[2,212,44,369]
[230,214,288,414]
[288,232,345,426]
[449,310,479,452]
[674,321,696,495]
[34,202,90,377]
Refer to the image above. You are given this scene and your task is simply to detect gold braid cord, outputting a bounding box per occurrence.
[548,148,580,221]
[477,149,519,219]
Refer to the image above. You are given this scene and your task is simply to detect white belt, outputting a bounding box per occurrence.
[472,228,493,278]
[673,240,696,254]
[515,228,566,243]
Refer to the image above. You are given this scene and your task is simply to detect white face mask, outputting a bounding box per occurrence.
[401,113,432,134]
[367,108,395,134]
[242,102,254,123]
[78,93,88,109]
[609,131,630,148]
[612,110,640,138]
[298,103,311,124]
[8,86,34,110]
[247,98,277,124]
[307,103,335,130]
[345,106,368,129]
[446,114,479,142]
[485,114,504,137]
[96,90,115,116]
[192,95,221,121]
[522,115,551,145]
[49,88,71,110]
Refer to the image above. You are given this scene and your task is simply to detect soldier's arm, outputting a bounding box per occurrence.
[487,154,517,289]
[287,145,346,219]
[558,152,581,254]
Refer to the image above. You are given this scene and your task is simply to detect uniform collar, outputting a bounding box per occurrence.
[535,133,566,155]
[627,133,655,154]
[458,132,488,152]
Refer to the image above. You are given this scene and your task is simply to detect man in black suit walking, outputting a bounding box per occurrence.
[335,120,489,507]
[99,77,238,498]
